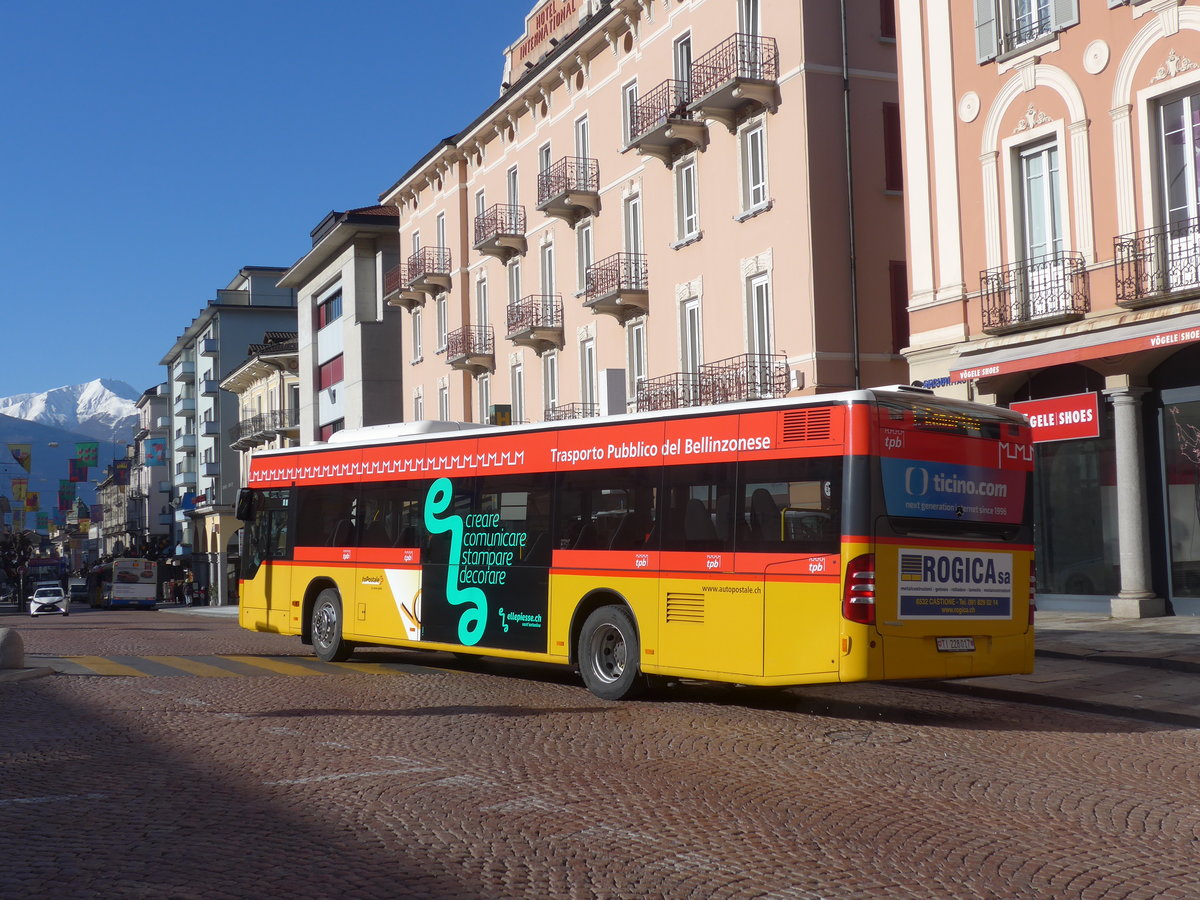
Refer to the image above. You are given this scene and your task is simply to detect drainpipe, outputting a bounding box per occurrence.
[841,0,862,389]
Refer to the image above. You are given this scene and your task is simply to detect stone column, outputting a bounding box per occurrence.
[1104,386,1166,618]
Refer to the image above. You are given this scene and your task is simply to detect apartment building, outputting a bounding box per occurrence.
[380,0,907,427]
[222,331,301,490]
[159,267,297,604]
[128,385,172,558]
[277,205,403,441]
[897,0,1200,617]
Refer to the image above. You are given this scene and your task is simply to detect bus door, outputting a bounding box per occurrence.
[741,459,842,678]
[657,463,761,677]
[239,488,293,633]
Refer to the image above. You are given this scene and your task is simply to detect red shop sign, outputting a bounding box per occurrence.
[1010,392,1101,443]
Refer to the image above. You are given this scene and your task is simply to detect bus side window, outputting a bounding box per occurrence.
[737,458,842,554]
[660,463,736,553]
[476,473,554,566]
[359,481,426,548]
[294,484,359,548]
[555,469,659,552]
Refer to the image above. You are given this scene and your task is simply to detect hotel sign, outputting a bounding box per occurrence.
[512,0,580,72]
[1010,392,1101,443]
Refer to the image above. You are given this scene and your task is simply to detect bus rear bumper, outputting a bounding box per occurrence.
[876,630,1035,680]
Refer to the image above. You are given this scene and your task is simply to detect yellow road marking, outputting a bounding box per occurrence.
[221,655,328,676]
[70,656,147,677]
[143,656,241,677]
[324,661,409,676]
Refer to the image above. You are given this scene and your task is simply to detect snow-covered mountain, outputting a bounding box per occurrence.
[0,379,141,444]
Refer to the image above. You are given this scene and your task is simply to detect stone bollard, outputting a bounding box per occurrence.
[0,627,25,669]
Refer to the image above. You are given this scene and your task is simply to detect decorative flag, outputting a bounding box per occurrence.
[11,478,27,502]
[90,504,104,523]
[113,459,131,486]
[58,480,76,511]
[68,458,88,482]
[75,442,99,467]
[144,438,166,465]
[24,491,39,511]
[8,444,31,472]
[36,512,49,531]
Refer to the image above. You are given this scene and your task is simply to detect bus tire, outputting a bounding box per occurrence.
[578,605,646,701]
[311,589,354,663]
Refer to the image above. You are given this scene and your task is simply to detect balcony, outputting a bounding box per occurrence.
[173,468,197,488]
[627,78,708,165]
[506,294,564,354]
[385,263,426,311]
[980,251,1088,334]
[172,360,195,382]
[405,246,453,297]
[174,433,197,453]
[201,462,220,478]
[584,252,649,322]
[688,33,780,132]
[473,204,527,262]
[536,157,601,225]
[200,338,218,357]
[634,354,789,412]
[228,408,299,450]
[446,325,495,375]
[200,379,219,397]
[1114,217,1200,308]
[201,419,221,437]
[544,402,599,422]
[173,396,196,417]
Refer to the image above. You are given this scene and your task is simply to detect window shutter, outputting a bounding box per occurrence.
[974,0,999,63]
[1051,0,1079,31]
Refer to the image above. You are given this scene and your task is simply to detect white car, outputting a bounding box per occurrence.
[29,586,69,617]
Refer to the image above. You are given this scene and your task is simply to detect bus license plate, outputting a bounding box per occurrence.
[936,637,975,652]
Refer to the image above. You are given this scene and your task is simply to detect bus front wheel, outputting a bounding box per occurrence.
[312,589,354,662]
[578,606,646,701]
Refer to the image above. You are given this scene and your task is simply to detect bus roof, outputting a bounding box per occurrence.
[250,386,1027,461]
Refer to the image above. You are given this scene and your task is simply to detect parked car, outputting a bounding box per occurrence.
[29,586,69,617]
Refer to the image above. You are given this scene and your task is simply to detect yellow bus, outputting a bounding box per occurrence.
[236,386,1035,699]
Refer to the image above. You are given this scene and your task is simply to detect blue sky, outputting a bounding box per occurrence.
[1,1,521,397]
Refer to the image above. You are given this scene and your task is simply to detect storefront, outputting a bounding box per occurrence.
[945,324,1200,617]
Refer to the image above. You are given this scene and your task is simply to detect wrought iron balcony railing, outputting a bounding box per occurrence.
[506,294,564,335]
[631,78,694,142]
[980,251,1088,333]
[406,246,452,285]
[1114,216,1200,306]
[544,403,599,422]
[473,203,526,248]
[690,33,779,99]
[446,325,495,360]
[701,353,789,403]
[228,408,300,445]
[537,156,600,205]
[636,372,705,412]
[1002,17,1053,55]
[585,252,648,300]
[383,263,404,297]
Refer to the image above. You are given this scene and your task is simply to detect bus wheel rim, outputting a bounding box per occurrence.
[314,602,336,645]
[589,622,626,684]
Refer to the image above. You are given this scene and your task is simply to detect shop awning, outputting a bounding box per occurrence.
[950,310,1200,381]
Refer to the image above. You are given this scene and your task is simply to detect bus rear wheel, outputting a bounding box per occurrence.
[578,606,646,701]
[312,589,354,662]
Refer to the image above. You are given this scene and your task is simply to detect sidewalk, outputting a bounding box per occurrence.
[927,610,1200,727]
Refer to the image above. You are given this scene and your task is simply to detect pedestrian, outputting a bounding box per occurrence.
[184,582,194,607]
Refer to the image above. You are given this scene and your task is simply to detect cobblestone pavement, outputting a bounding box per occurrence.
[1,608,1198,899]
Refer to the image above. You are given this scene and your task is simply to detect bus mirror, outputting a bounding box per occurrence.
[236,489,257,521]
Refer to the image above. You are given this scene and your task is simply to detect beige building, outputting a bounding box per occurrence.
[897,0,1200,617]
[379,0,907,426]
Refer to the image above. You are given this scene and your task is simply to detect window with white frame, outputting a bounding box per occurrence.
[436,212,446,248]
[580,338,597,408]
[538,143,552,179]
[540,241,556,296]
[747,273,773,357]
[1160,89,1200,227]
[438,384,450,420]
[673,33,692,86]
[435,296,448,351]
[414,390,424,420]
[624,195,643,256]
[974,0,1078,63]
[676,157,700,241]
[627,319,647,396]
[577,219,594,291]
[511,360,525,424]
[507,166,519,206]
[476,274,489,326]
[411,308,423,361]
[508,258,522,304]
[681,298,702,375]
[475,189,486,220]
[622,81,638,145]
[740,121,768,212]
[575,115,590,160]
[543,351,559,411]
[1018,140,1062,262]
[411,231,420,255]
[478,374,491,424]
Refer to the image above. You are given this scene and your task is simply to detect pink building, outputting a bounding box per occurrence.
[379,0,907,426]
[898,0,1200,616]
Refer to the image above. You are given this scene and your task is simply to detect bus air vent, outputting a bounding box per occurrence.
[781,408,833,443]
[665,593,705,624]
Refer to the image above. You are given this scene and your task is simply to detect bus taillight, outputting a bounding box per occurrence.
[843,554,876,625]
[1028,559,1037,625]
